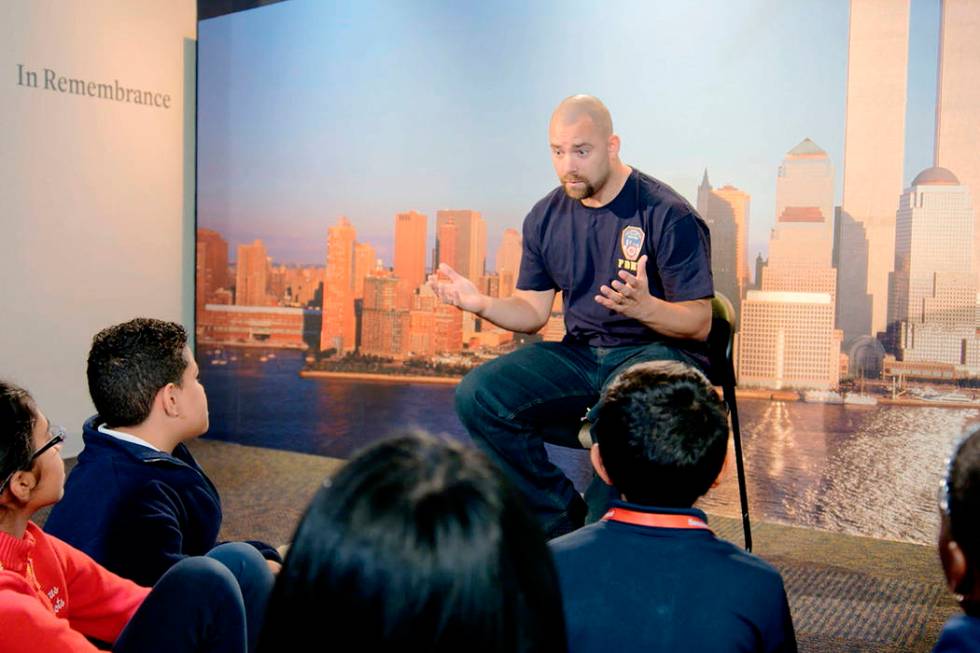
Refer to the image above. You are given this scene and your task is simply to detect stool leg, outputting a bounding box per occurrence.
[724,383,752,552]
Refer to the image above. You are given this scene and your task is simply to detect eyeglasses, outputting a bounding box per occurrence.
[938,470,952,517]
[32,425,66,461]
[0,424,66,495]
[939,436,964,520]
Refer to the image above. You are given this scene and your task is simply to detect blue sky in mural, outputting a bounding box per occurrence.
[197,0,941,269]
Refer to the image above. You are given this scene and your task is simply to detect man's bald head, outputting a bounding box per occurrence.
[548,95,626,204]
[550,95,613,139]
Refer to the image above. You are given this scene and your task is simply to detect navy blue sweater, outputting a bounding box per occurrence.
[45,416,279,586]
[934,614,980,652]
[551,501,796,653]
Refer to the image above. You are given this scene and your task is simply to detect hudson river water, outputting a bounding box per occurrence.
[200,346,980,545]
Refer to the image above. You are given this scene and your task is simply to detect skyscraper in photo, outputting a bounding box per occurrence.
[887,167,980,368]
[738,140,841,389]
[352,241,377,300]
[235,239,271,307]
[436,210,486,283]
[408,284,463,356]
[320,216,356,353]
[765,139,837,296]
[197,228,229,310]
[837,0,910,340]
[737,291,839,390]
[361,271,411,358]
[934,0,980,288]
[714,184,751,296]
[434,220,458,273]
[697,171,748,312]
[394,210,427,309]
[495,227,522,298]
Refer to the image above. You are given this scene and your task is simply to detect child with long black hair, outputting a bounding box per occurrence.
[259,432,567,653]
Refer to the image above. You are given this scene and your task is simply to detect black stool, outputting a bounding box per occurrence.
[707,292,751,551]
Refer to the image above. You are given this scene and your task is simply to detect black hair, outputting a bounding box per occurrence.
[593,360,729,507]
[87,318,188,427]
[947,428,980,564]
[0,381,38,493]
[258,432,567,653]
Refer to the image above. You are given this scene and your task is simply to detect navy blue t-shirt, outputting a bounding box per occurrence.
[517,168,714,349]
[551,502,797,653]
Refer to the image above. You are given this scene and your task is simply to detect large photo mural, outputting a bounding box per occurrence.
[195,0,980,544]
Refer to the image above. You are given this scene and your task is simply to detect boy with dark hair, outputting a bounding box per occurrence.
[934,428,980,651]
[45,318,281,587]
[0,379,269,653]
[551,360,796,653]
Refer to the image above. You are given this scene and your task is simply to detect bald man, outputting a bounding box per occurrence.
[428,96,714,538]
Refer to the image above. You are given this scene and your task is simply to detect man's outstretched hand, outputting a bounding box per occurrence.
[426,263,489,315]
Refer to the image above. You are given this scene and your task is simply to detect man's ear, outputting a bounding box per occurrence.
[608,133,621,158]
[711,452,730,489]
[158,383,181,418]
[591,444,614,486]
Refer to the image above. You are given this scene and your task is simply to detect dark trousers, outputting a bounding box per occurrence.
[455,340,699,538]
[114,543,273,653]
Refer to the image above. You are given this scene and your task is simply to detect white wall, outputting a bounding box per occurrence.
[0,1,197,456]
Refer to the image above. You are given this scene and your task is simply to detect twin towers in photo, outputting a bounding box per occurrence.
[703,0,980,392]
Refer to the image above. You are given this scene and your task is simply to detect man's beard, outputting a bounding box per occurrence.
[561,172,606,201]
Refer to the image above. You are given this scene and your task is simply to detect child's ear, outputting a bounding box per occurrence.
[944,539,970,596]
[158,383,180,418]
[590,444,613,486]
[2,470,37,505]
[711,452,730,489]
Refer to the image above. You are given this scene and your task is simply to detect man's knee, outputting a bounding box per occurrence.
[455,364,494,426]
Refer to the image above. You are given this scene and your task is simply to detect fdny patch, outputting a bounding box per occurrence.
[620,226,645,261]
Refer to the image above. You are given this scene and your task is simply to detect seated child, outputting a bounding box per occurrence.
[258,431,568,653]
[551,360,797,653]
[0,380,270,653]
[45,318,280,586]
[934,428,980,652]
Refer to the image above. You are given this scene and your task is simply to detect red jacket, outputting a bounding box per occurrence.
[0,522,150,652]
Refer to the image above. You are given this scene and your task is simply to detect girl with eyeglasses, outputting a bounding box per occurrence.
[0,380,269,653]
[935,428,980,651]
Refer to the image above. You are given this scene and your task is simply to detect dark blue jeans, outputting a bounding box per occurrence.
[456,340,700,538]
[114,543,273,653]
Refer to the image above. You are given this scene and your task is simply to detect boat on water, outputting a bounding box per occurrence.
[929,392,972,403]
[843,392,877,406]
[803,390,843,404]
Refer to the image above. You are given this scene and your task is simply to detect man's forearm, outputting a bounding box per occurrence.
[477,295,550,334]
[636,298,711,341]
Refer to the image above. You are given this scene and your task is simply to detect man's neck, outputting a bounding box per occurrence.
[580,162,632,208]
